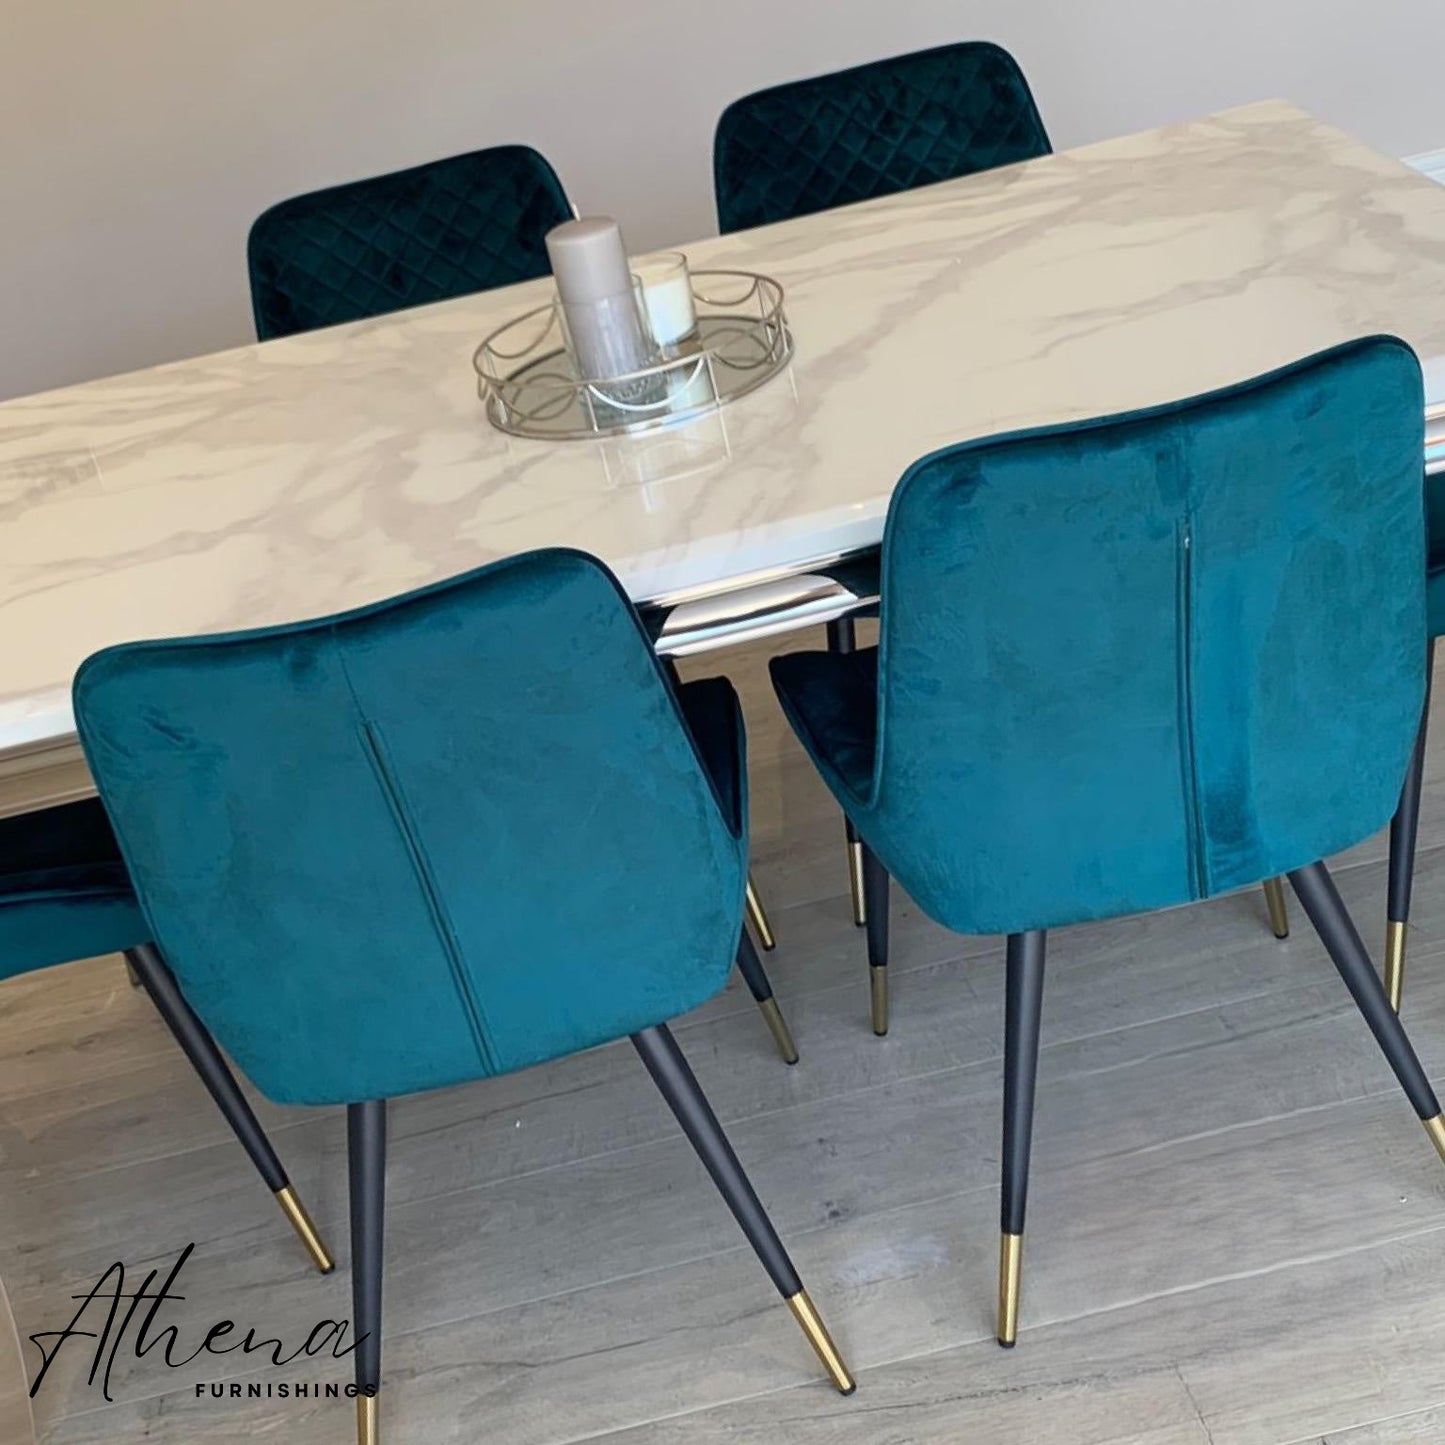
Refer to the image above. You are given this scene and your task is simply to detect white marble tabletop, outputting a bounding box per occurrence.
[4,99,1445,757]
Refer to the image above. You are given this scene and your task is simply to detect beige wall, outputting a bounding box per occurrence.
[3,0,1443,401]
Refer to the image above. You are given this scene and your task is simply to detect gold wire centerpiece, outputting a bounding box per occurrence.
[473,270,793,440]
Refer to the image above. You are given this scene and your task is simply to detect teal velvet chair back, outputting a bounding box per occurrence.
[863,338,1426,935]
[72,551,745,1106]
[713,41,1050,234]
[248,144,572,340]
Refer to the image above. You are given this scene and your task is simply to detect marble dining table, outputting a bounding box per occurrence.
[3,98,1445,816]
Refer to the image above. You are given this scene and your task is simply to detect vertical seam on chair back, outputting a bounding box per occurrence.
[1174,508,1207,899]
[355,719,498,1074]
[331,626,497,1073]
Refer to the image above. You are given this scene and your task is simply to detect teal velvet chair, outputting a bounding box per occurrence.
[73,548,853,1445]
[248,144,574,340]
[0,799,333,1273]
[767,336,1445,1346]
[713,40,1053,933]
[713,41,1051,236]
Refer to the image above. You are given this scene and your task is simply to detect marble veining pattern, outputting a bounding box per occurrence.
[4,101,1445,752]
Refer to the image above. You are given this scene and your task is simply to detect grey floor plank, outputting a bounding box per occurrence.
[1321,1409,1445,1442]
[538,1225,1445,1445]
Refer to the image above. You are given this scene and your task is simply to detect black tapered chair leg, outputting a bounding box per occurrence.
[125,944,333,1274]
[631,1024,854,1393]
[734,930,799,1064]
[349,1100,386,1445]
[659,654,778,954]
[1386,641,1435,1011]
[999,929,1046,1347]
[861,843,891,1035]
[826,618,868,929]
[1288,862,1445,1162]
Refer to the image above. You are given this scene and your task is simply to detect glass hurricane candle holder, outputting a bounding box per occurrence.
[634,252,699,358]
[557,278,656,383]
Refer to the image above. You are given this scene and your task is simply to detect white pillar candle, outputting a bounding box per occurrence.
[546,218,650,380]
[634,252,698,350]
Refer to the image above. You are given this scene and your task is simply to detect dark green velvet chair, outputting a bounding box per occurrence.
[73,548,854,1445]
[767,336,1445,1347]
[0,799,333,1273]
[248,144,573,341]
[713,40,1051,236]
[712,40,1053,933]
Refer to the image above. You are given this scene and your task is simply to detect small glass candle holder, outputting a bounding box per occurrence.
[633,252,699,359]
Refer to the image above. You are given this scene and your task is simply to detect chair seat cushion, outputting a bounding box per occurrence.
[769,646,880,802]
[0,799,147,980]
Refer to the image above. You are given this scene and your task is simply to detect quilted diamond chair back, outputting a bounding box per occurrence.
[73,550,746,1106]
[713,41,1050,234]
[248,144,572,340]
[854,338,1425,935]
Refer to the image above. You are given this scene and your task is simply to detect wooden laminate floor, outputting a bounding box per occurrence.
[5,631,1445,1443]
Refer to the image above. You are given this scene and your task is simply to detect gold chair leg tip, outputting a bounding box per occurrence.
[356,1392,378,1445]
[745,879,777,952]
[274,1186,335,1274]
[1422,1113,1445,1166]
[758,997,800,1065]
[1262,877,1290,939]
[1386,920,1408,1013]
[869,966,888,1036]
[848,841,867,927]
[785,1289,856,1394]
[997,1232,1022,1348]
